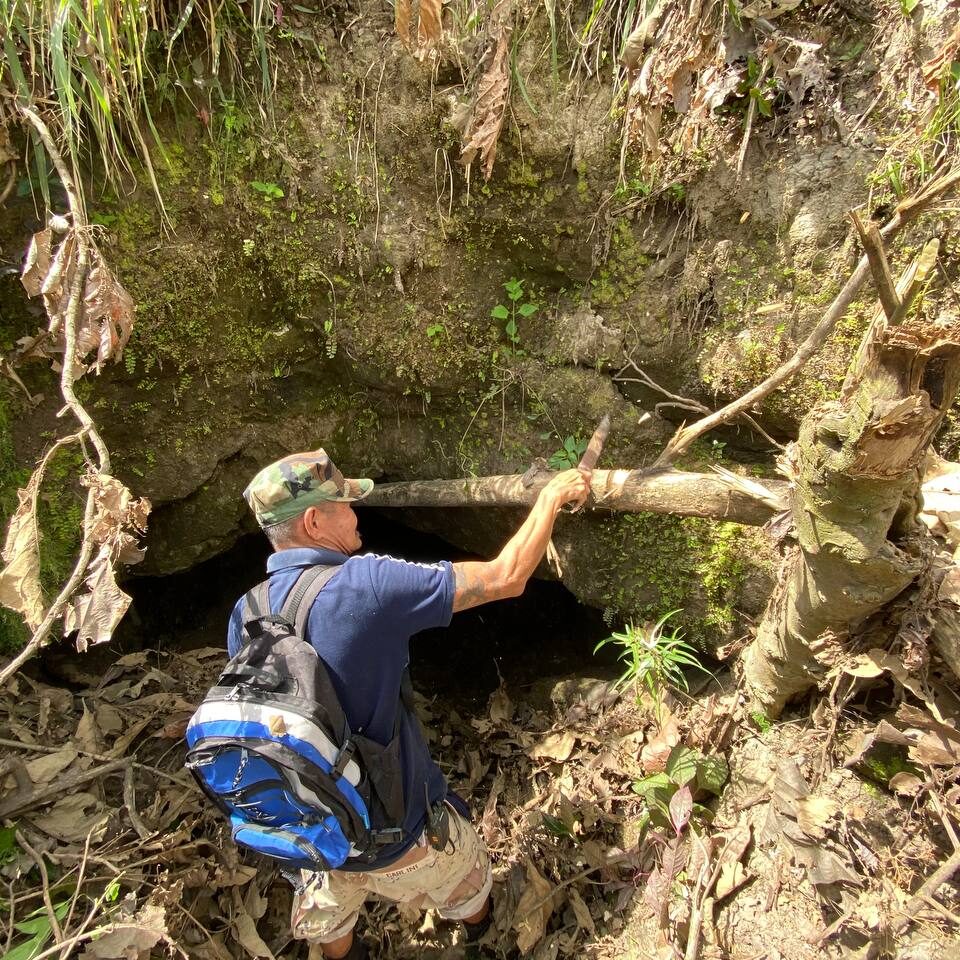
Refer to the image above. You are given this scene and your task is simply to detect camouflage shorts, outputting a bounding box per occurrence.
[291,805,492,944]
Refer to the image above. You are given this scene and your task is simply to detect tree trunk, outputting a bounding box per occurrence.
[743,315,960,715]
[362,468,789,526]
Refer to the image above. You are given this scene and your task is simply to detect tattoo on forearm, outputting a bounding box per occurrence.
[453,565,498,612]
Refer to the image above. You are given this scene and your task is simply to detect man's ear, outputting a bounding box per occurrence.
[301,506,323,540]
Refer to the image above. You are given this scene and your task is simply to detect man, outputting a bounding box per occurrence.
[234,449,591,959]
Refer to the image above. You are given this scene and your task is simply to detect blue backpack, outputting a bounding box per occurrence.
[185,565,408,872]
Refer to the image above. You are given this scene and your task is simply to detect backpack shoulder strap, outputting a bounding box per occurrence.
[241,580,272,626]
[283,564,341,638]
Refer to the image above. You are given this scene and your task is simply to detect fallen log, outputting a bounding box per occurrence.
[363,468,790,526]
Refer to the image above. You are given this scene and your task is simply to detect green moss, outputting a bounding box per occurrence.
[584,513,750,649]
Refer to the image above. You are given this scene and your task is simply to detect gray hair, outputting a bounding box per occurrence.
[263,514,304,549]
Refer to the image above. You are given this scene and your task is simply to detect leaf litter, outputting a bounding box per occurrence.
[3,626,960,958]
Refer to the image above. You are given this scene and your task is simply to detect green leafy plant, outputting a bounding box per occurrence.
[594,610,704,721]
[898,0,920,15]
[5,900,71,960]
[426,322,446,342]
[548,434,587,470]
[749,709,772,734]
[726,55,778,119]
[491,278,537,353]
[632,744,729,830]
[250,180,284,201]
[1,0,281,214]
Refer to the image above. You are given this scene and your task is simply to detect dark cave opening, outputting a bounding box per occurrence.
[113,508,618,708]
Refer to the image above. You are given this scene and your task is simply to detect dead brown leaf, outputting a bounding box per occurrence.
[0,466,44,629]
[63,547,132,651]
[24,744,78,784]
[21,229,52,298]
[529,730,577,764]
[640,715,680,773]
[80,254,135,373]
[513,859,554,954]
[460,15,511,182]
[79,903,168,958]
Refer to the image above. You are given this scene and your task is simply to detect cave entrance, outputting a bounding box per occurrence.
[119,509,618,709]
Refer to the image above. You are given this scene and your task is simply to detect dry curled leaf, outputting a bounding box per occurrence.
[63,547,132,651]
[21,228,52,298]
[18,232,134,376]
[0,467,44,629]
[79,903,169,958]
[461,19,511,181]
[529,730,577,763]
[513,859,553,954]
[416,0,442,50]
[80,254,135,373]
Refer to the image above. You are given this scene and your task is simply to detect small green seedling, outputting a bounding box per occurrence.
[250,180,284,201]
[491,277,537,352]
[426,322,446,342]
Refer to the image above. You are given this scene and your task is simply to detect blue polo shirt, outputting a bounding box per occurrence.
[226,546,455,870]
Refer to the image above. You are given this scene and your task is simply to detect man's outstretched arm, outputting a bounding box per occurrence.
[451,468,591,612]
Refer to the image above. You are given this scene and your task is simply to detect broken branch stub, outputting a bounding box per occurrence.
[743,313,960,715]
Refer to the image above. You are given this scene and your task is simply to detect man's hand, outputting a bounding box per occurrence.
[451,468,593,613]
[540,468,592,511]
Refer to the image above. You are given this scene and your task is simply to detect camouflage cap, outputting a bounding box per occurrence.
[243,449,374,527]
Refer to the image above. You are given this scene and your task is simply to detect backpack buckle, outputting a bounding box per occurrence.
[371,827,404,846]
[331,739,356,780]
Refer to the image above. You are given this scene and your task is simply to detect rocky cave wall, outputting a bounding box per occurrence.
[1,0,953,652]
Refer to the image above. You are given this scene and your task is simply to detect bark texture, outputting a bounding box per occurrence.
[743,317,960,715]
[363,468,789,526]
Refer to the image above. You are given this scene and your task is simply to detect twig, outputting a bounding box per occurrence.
[0,738,192,787]
[60,833,92,953]
[615,359,784,450]
[123,765,152,840]
[850,210,900,320]
[0,160,16,206]
[736,64,765,182]
[654,166,960,466]
[893,847,960,935]
[15,831,63,944]
[921,892,960,926]
[0,759,128,819]
[6,880,15,953]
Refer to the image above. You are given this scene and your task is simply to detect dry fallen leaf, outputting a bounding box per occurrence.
[489,684,513,724]
[512,859,554,954]
[24,744,78,784]
[640,715,680,773]
[529,730,577,763]
[79,903,168,958]
[30,791,109,842]
[234,909,275,959]
[794,795,839,839]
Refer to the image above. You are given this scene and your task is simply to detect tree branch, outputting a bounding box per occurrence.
[362,467,790,525]
[654,166,960,467]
